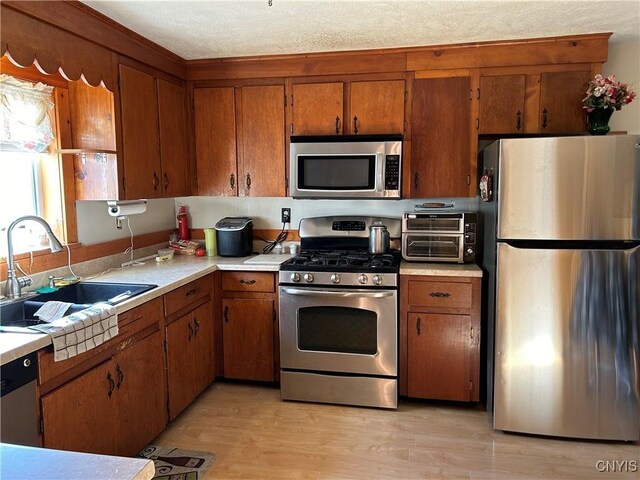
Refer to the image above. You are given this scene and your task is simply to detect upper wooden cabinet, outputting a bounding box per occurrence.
[479,69,590,134]
[194,84,286,197]
[410,76,472,198]
[350,80,405,134]
[119,64,190,199]
[289,79,405,136]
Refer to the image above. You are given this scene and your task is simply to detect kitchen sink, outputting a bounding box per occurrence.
[0,282,157,330]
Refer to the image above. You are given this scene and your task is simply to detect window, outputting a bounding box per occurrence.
[0,73,65,255]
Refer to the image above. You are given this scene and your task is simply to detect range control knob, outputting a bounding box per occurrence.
[330,274,340,284]
[303,273,314,283]
[290,272,301,283]
[372,275,383,285]
[358,274,368,285]
[466,247,475,256]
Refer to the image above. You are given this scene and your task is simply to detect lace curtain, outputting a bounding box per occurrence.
[0,74,55,153]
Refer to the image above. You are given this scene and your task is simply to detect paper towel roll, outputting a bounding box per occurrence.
[107,200,147,217]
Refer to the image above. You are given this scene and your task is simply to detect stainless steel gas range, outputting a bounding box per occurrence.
[278,216,402,409]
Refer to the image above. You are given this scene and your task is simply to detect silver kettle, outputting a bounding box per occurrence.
[369,222,390,254]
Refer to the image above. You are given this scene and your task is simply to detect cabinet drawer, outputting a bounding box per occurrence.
[408,281,472,309]
[164,275,211,317]
[222,272,274,293]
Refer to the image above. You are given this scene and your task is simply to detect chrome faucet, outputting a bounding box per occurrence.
[4,215,63,299]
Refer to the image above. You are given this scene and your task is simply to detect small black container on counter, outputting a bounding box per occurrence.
[215,217,253,257]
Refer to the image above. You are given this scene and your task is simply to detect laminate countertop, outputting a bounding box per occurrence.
[1,255,483,365]
[0,443,154,480]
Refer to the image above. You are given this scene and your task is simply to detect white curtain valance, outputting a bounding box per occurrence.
[0,74,55,153]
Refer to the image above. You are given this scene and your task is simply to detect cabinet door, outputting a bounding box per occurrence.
[166,313,196,420]
[350,80,404,134]
[158,79,190,197]
[119,64,162,199]
[407,313,473,401]
[222,298,274,381]
[411,77,470,198]
[292,82,344,135]
[116,331,167,456]
[238,85,285,197]
[539,71,589,132]
[42,359,118,454]
[192,301,216,395]
[194,87,238,196]
[479,75,526,134]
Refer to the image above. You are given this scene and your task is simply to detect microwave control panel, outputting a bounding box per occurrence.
[384,155,400,190]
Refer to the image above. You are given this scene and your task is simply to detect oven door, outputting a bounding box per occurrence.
[402,233,464,262]
[279,286,397,376]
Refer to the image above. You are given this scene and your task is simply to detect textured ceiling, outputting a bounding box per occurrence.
[82,0,640,60]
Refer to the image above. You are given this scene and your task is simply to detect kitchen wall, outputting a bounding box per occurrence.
[603,38,640,133]
[76,198,176,245]
[175,196,480,231]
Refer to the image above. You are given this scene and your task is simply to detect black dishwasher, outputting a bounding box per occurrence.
[1,351,39,446]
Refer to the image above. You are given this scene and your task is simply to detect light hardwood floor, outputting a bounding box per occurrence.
[153,382,639,480]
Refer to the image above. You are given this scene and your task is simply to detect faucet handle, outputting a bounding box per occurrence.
[48,275,64,288]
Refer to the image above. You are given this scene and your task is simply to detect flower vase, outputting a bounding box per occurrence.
[587,108,613,135]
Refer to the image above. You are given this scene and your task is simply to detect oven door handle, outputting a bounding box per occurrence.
[281,287,395,298]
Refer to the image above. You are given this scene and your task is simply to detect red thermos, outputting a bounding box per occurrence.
[177,206,190,240]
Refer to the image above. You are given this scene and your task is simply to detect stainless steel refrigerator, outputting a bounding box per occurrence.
[480,135,640,441]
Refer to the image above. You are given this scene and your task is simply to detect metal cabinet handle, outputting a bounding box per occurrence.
[413,172,419,190]
[516,110,522,130]
[246,173,252,190]
[107,372,115,398]
[230,173,235,190]
[353,115,359,134]
[188,321,194,341]
[194,318,200,336]
[152,172,159,190]
[335,116,341,134]
[115,364,123,389]
[186,288,197,297]
[430,292,451,298]
[239,279,256,285]
[541,108,548,129]
[416,317,422,336]
[164,173,169,190]
[224,305,230,323]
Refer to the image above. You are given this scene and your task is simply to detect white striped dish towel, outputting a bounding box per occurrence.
[31,303,118,361]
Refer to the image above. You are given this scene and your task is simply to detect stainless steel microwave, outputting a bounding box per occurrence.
[289,135,402,199]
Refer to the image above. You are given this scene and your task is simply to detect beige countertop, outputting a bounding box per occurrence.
[0,443,154,480]
[0,253,292,366]
[400,261,483,277]
[1,255,481,365]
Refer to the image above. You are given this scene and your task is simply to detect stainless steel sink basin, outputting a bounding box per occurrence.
[0,282,157,330]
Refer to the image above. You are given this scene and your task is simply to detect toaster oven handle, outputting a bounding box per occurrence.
[281,287,394,298]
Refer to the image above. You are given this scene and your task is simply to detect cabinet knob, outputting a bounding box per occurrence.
[230,173,235,190]
[164,172,170,190]
[353,116,359,134]
[246,173,252,190]
[188,321,194,340]
[194,318,200,336]
[516,110,522,131]
[416,317,422,336]
[224,305,230,323]
[413,172,419,190]
[107,372,115,398]
[115,364,124,389]
[430,291,451,298]
[335,116,341,134]
[541,108,548,129]
[239,279,256,285]
[152,172,159,190]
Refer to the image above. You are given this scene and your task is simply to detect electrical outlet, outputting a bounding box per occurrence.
[281,208,291,224]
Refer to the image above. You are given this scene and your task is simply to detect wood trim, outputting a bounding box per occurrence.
[478,62,594,76]
[415,69,471,79]
[469,69,480,196]
[190,228,300,242]
[407,33,610,71]
[3,1,185,79]
[0,231,168,281]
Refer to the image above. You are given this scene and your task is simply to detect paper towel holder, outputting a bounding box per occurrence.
[106,200,147,217]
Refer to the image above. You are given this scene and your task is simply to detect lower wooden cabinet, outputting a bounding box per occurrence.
[220,271,277,382]
[400,274,481,402]
[41,329,166,456]
[166,301,215,420]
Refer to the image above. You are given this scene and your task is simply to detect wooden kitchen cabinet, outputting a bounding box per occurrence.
[350,80,405,134]
[478,69,590,134]
[410,76,471,198]
[194,85,285,197]
[164,276,215,420]
[119,63,190,199]
[400,274,481,402]
[220,271,277,382]
[41,329,166,456]
[289,79,404,136]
